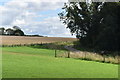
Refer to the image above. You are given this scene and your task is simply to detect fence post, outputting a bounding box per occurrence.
[84,52,86,59]
[55,49,57,57]
[103,55,105,62]
[101,51,105,62]
[41,42,42,45]
[68,51,70,58]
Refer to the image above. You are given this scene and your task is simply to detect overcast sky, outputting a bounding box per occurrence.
[0,0,76,38]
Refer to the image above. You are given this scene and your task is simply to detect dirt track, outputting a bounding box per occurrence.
[0,36,77,45]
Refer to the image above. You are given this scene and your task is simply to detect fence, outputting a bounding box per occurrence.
[55,50,70,58]
[0,43,119,64]
[56,50,119,64]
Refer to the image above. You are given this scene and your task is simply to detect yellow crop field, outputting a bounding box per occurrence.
[0,36,77,45]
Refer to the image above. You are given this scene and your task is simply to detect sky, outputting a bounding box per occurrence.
[0,0,76,38]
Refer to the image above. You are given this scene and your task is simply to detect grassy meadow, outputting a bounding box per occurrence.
[2,46,118,78]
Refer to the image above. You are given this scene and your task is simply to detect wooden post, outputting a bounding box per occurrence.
[41,42,42,45]
[101,51,106,62]
[55,49,57,57]
[84,52,86,59]
[103,55,105,62]
[68,51,70,58]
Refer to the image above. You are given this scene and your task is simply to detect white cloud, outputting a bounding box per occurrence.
[23,16,74,37]
[12,19,25,25]
[0,0,75,38]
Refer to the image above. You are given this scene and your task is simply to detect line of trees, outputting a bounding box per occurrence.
[58,2,120,51]
[0,26,24,36]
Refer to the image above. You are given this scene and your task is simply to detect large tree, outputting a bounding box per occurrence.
[59,2,120,51]
[95,2,120,51]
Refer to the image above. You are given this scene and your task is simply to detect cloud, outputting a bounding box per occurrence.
[0,0,75,38]
[19,16,74,37]
[0,0,67,25]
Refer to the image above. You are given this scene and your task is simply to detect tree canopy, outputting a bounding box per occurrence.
[58,2,120,51]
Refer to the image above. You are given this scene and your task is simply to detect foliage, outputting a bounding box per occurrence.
[29,41,74,50]
[0,26,25,36]
[14,29,24,36]
[58,2,120,51]
[13,26,21,30]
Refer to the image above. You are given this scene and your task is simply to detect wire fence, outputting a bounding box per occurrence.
[56,50,119,64]
[0,43,119,64]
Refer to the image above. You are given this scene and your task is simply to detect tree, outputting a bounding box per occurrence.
[0,27,5,35]
[59,2,120,51]
[14,30,24,36]
[13,26,24,36]
[95,2,120,51]
[58,2,103,47]
[13,26,21,30]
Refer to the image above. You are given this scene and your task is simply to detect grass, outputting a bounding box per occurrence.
[72,41,119,64]
[2,47,118,78]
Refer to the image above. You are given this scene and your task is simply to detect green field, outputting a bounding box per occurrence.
[2,47,118,78]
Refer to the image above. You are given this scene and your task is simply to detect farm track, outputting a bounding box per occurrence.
[0,36,77,45]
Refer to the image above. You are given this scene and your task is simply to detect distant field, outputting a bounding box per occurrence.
[2,47,118,78]
[0,36,77,45]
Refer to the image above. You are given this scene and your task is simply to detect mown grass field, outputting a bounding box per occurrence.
[2,47,118,78]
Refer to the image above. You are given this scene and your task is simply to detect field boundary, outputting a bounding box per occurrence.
[1,43,119,64]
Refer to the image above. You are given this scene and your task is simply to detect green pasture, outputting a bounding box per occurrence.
[2,47,118,78]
